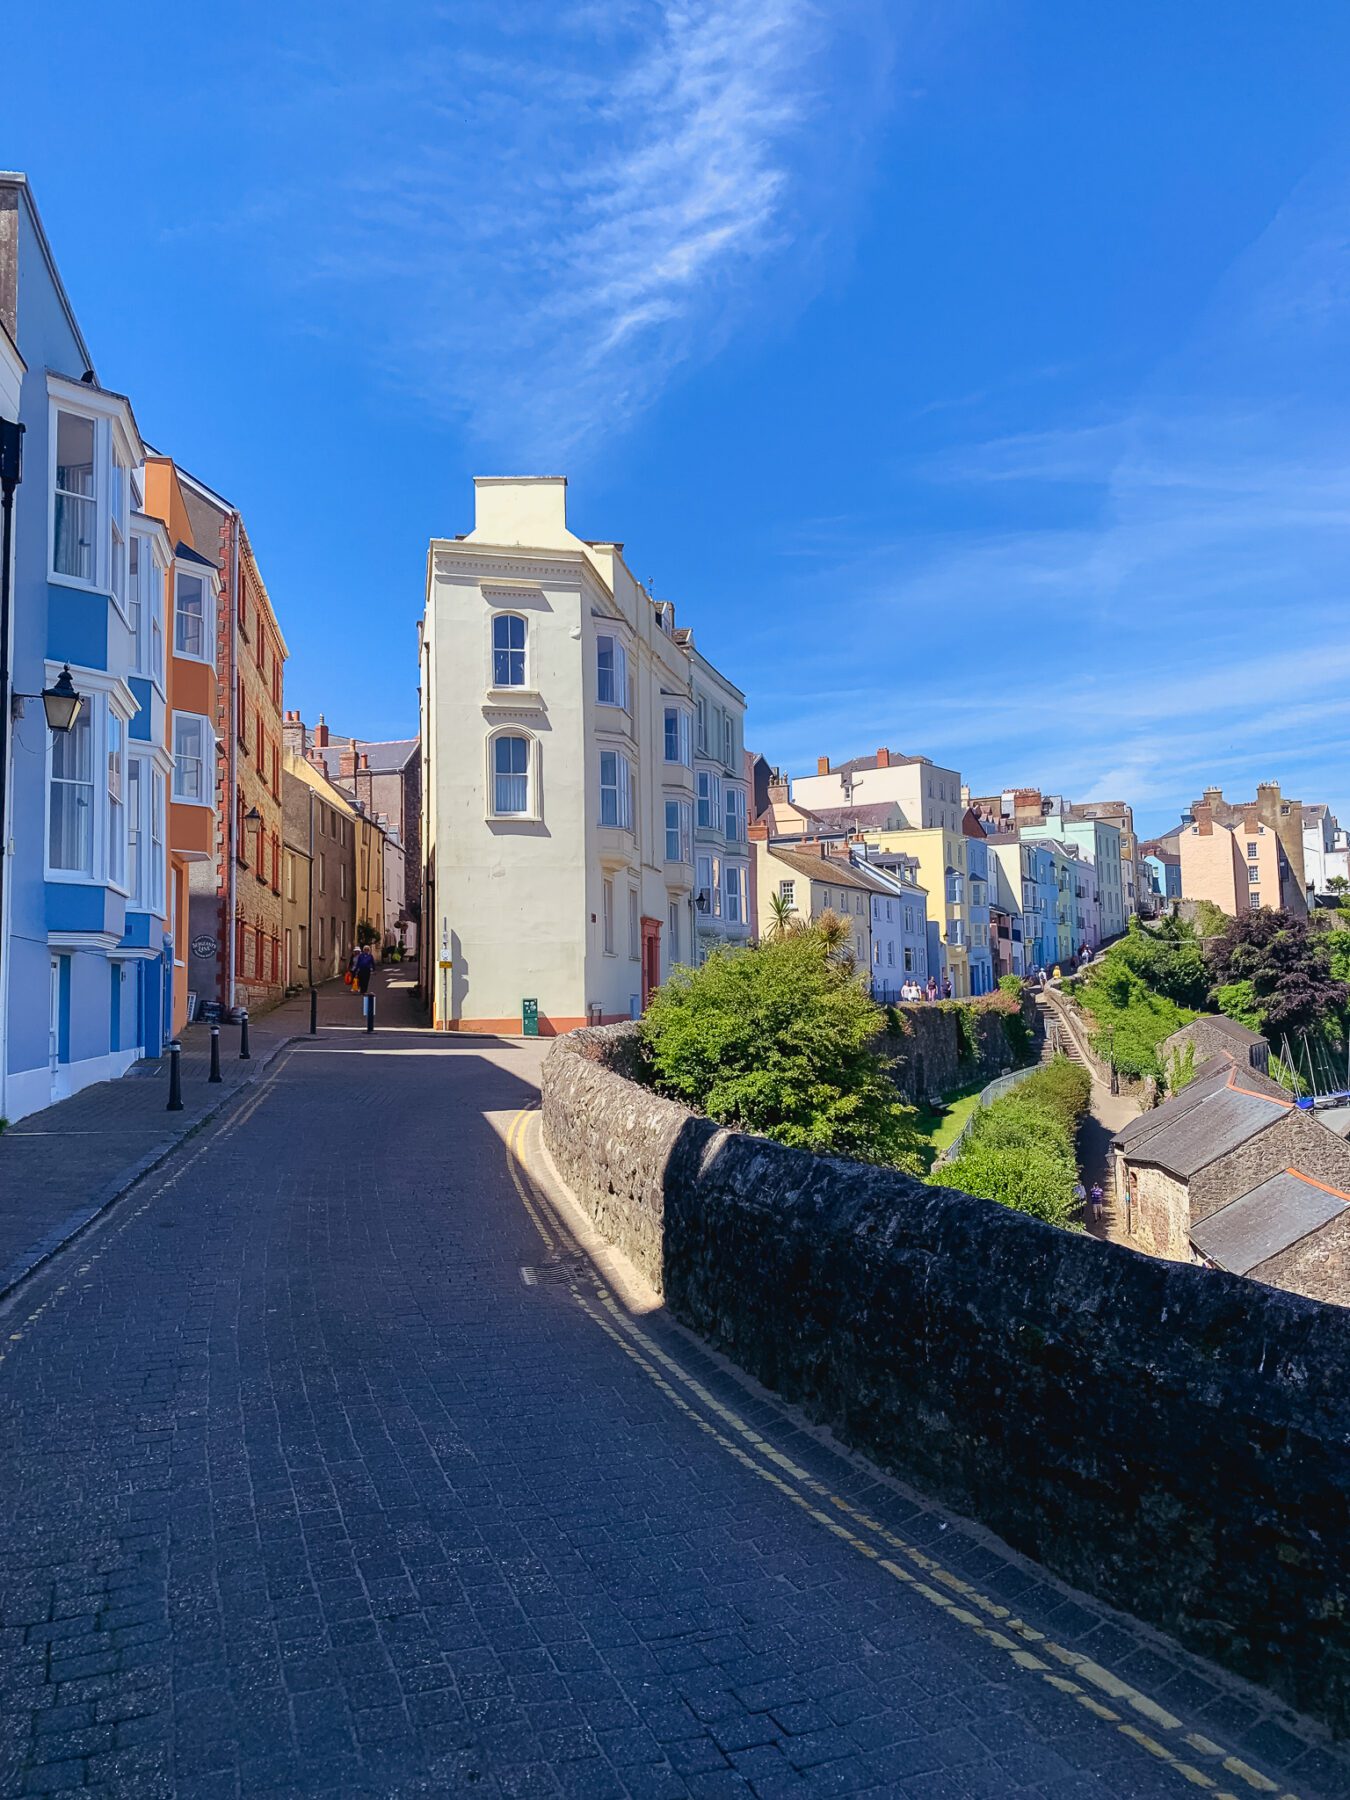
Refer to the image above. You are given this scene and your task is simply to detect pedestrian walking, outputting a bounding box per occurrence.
[345,946,360,989]
[1073,1181,1086,1210]
[942,973,953,1000]
[1052,963,1062,982]
[1090,1183,1104,1224]
[355,945,375,996]
[926,975,939,1002]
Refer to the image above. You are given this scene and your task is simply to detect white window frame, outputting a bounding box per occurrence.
[628,887,640,961]
[696,696,708,753]
[44,672,137,887]
[106,708,128,894]
[723,861,746,925]
[664,797,693,864]
[171,711,215,807]
[779,878,795,907]
[667,900,680,966]
[696,769,721,830]
[596,632,629,709]
[722,714,735,770]
[490,612,528,691]
[486,729,541,822]
[599,748,633,831]
[602,877,615,954]
[173,562,216,665]
[696,853,714,916]
[663,707,692,767]
[150,766,166,917]
[128,529,169,689]
[47,383,141,598]
[723,784,747,844]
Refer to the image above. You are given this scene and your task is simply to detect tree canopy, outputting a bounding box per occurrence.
[640,927,924,1169]
[1205,910,1350,1042]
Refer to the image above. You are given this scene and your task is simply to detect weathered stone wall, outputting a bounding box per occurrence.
[881,1001,1023,1103]
[542,1024,1350,1734]
[1117,1158,1191,1261]
[1193,1109,1350,1225]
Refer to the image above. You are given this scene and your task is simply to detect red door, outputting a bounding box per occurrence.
[640,917,662,1010]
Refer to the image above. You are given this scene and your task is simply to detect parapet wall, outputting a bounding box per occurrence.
[542,1024,1350,1735]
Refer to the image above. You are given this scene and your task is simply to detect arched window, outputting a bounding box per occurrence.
[492,733,530,815]
[492,613,526,688]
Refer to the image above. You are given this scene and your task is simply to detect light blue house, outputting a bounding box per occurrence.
[0,175,172,1123]
[965,829,994,994]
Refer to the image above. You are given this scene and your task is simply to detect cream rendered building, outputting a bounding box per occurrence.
[420,478,744,1033]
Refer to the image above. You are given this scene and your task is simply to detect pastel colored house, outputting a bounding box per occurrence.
[419,477,746,1032]
[1178,802,1289,917]
[861,824,971,995]
[0,175,172,1119]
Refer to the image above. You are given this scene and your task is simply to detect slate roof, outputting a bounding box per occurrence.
[765,847,895,895]
[809,802,906,832]
[1166,1015,1265,1050]
[1112,1066,1291,1178]
[315,737,417,780]
[831,750,927,777]
[1190,1170,1349,1275]
[174,541,218,570]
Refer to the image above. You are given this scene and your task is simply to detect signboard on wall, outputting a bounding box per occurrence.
[191,935,218,959]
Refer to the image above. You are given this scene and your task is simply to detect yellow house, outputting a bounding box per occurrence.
[862,826,970,996]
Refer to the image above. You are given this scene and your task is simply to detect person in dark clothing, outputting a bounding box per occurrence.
[355,947,375,995]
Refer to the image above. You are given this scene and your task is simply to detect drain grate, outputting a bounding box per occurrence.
[519,1254,590,1288]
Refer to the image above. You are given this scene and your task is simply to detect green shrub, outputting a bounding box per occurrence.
[939,1141,1079,1228]
[932,1056,1089,1230]
[640,927,924,1170]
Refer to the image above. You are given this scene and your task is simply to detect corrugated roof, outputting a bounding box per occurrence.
[1190,1170,1349,1275]
[1114,1067,1290,1177]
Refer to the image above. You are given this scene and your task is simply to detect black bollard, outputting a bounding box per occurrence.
[309,986,318,1035]
[208,1024,222,1083]
[166,1039,184,1111]
[239,1010,251,1060]
[365,992,375,1034]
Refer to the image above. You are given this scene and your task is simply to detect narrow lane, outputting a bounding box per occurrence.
[0,978,1339,1799]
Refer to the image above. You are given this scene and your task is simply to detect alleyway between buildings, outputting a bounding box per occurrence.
[0,971,1341,1799]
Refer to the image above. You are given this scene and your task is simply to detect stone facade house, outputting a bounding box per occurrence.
[1159,1016,1269,1082]
[1113,1060,1349,1303]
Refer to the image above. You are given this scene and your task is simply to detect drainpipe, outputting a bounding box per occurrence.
[307,783,315,999]
[0,420,23,1119]
[225,514,239,1013]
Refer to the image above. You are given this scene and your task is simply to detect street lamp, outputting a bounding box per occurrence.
[40,665,83,733]
[243,804,262,839]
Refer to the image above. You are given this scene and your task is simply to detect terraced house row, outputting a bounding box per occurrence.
[0,174,413,1123]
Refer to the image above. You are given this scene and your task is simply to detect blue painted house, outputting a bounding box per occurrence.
[964,828,995,995]
[0,175,173,1122]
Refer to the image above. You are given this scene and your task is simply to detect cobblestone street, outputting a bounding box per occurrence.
[0,975,1342,1799]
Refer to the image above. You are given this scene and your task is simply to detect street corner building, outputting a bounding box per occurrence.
[418,476,749,1035]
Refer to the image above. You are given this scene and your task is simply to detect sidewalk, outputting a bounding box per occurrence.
[0,970,418,1299]
[1078,1077,1141,1244]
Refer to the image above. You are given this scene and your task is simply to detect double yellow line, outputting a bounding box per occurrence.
[503,1107,1306,1800]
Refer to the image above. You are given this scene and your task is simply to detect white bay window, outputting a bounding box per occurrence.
[49,707,96,875]
[172,712,213,804]
[600,749,633,830]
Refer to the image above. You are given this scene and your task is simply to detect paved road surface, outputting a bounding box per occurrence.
[0,975,1341,1799]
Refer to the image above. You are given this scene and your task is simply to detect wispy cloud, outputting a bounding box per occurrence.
[245,1,891,459]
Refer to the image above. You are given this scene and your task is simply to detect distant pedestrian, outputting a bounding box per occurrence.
[1090,1183,1104,1223]
[355,946,375,995]
[1052,963,1062,982]
[1073,1181,1086,1209]
[345,946,359,989]
[942,973,953,1000]
[926,975,938,1002]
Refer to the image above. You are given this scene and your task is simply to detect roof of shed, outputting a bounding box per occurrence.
[1190,1169,1349,1275]
[1112,1067,1291,1178]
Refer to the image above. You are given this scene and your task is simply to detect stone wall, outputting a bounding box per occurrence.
[542,1024,1350,1734]
[881,999,1025,1103]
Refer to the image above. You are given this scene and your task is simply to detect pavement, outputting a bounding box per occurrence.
[0,976,375,1301]
[1076,1082,1142,1247]
[0,968,1343,1799]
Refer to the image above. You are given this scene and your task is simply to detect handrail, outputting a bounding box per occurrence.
[1038,983,1111,1083]
[934,1062,1045,1166]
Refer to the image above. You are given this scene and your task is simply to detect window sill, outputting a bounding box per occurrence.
[485,686,543,707]
[171,794,213,808]
[173,648,215,668]
[49,572,109,598]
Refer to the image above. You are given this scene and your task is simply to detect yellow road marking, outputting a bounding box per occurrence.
[504,1106,1302,1800]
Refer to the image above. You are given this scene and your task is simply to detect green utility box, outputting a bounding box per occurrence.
[522,998,539,1037]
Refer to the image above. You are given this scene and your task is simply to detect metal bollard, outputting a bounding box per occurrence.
[209,1024,222,1083]
[239,1010,251,1060]
[166,1040,184,1111]
[309,986,318,1035]
[365,993,375,1034]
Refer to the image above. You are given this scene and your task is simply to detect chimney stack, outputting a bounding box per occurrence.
[360,752,370,771]
[817,756,830,776]
[315,714,330,749]
[339,748,358,779]
[876,748,890,769]
[1193,802,1214,835]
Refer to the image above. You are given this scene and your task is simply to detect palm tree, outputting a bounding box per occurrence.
[814,907,854,964]
[766,891,797,937]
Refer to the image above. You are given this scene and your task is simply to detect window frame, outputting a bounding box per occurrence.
[602,877,615,955]
[723,861,747,925]
[723,783,747,844]
[696,769,721,831]
[174,562,216,665]
[44,674,137,888]
[663,706,692,767]
[663,796,693,865]
[599,747,633,831]
[490,612,529,691]
[596,632,629,710]
[486,728,540,822]
[171,710,215,807]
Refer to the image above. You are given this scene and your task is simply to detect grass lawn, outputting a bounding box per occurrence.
[912,1081,987,1172]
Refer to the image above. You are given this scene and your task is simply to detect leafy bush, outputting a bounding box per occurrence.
[1071,944,1198,1079]
[1165,1041,1198,1093]
[640,927,924,1170]
[1206,909,1350,1041]
[998,975,1025,999]
[973,983,1033,1061]
[936,1057,1089,1229]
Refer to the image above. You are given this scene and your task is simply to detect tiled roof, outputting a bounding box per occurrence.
[1190,1169,1349,1275]
[809,802,905,831]
[315,737,417,779]
[831,750,926,777]
[1113,1067,1291,1177]
[765,847,892,894]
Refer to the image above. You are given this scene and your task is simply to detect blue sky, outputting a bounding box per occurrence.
[8,2,1350,837]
